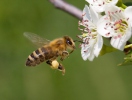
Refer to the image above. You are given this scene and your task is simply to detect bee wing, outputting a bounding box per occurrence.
[24,32,50,47]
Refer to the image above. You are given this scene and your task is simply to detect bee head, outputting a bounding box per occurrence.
[64,36,76,51]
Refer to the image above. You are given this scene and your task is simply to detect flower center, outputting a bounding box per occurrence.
[104,18,128,38]
[114,19,128,37]
[104,7,130,38]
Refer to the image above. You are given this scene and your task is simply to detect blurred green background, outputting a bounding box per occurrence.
[0,0,132,100]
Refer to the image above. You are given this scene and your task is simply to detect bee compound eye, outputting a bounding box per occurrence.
[67,40,72,45]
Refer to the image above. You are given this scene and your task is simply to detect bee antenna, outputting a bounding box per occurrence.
[73,40,84,43]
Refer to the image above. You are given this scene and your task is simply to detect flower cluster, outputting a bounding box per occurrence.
[78,0,132,61]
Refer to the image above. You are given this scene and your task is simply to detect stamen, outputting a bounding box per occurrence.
[105,32,110,36]
[115,10,118,13]
[84,20,88,22]
[82,13,86,16]
[119,10,121,13]
[84,50,88,53]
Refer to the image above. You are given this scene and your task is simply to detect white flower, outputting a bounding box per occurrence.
[97,5,132,50]
[86,0,118,12]
[78,5,103,61]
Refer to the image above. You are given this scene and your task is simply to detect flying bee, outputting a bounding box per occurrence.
[24,32,75,75]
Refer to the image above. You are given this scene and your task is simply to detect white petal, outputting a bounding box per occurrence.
[91,5,105,12]
[81,50,88,61]
[81,46,89,60]
[83,5,95,27]
[86,0,118,12]
[94,34,103,57]
[83,5,91,21]
[89,5,100,25]
[85,0,93,4]
[86,40,95,61]
[105,4,118,14]
[87,38,97,61]
[124,6,132,26]
[123,26,132,42]
[110,37,126,51]
[105,4,124,18]
[97,16,113,37]
[86,0,105,12]
[110,26,132,50]
[88,50,95,61]
[81,43,90,60]
[81,37,97,61]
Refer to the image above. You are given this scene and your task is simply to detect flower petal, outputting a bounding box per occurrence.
[111,26,132,50]
[123,26,132,42]
[94,34,103,57]
[97,16,113,37]
[81,50,89,61]
[124,6,132,26]
[110,37,126,51]
[104,4,124,19]
[86,0,118,12]
[83,5,91,21]
[81,37,98,61]
[88,50,95,61]
[91,4,105,12]
[89,5,100,25]
[85,0,93,4]
[81,45,90,60]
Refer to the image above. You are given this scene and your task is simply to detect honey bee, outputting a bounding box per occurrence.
[24,32,75,75]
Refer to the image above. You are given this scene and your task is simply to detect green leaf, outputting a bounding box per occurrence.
[118,50,132,66]
[99,44,117,56]
[116,0,127,9]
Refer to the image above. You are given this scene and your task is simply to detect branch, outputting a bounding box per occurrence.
[48,0,83,20]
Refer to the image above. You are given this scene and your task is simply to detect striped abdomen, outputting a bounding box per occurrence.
[26,46,57,66]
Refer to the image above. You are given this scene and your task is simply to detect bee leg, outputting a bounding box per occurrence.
[58,63,65,75]
[46,60,65,75]
[46,60,59,70]
[46,60,52,66]
[60,51,69,61]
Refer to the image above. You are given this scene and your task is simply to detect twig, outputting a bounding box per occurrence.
[48,0,83,20]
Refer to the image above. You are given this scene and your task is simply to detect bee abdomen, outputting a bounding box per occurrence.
[26,47,54,66]
[26,50,41,66]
